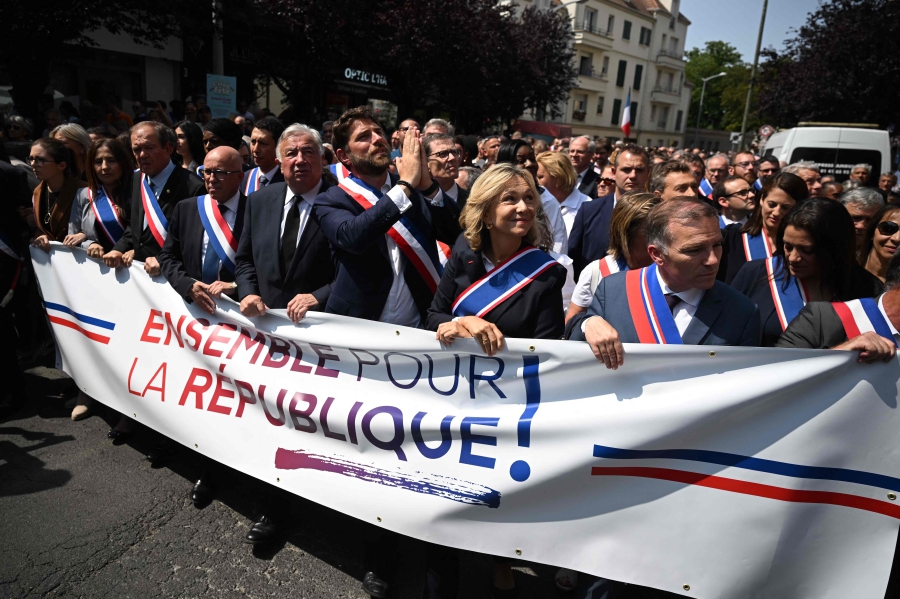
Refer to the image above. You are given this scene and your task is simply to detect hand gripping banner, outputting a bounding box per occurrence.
[31,243,900,599]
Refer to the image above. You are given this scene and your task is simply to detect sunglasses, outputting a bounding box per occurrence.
[877,221,900,236]
[599,178,615,185]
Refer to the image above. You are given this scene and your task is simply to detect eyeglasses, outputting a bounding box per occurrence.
[599,177,615,185]
[28,156,57,166]
[399,126,414,132]
[726,188,753,198]
[733,161,754,169]
[202,169,243,181]
[428,148,461,160]
[877,221,900,236]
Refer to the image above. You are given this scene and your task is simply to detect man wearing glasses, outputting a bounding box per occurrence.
[424,133,467,206]
[756,156,781,190]
[729,151,758,185]
[391,117,419,160]
[700,153,729,199]
[713,175,755,228]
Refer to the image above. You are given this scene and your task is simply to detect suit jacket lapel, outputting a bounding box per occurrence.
[682,290,722,344]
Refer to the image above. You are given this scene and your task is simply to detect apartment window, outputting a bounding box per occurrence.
[657,106,670,129]
[669,37,679,54]
[596,97,605,114]
[583,7,597,31]
[601,56,610,76]
[633,64,643,90]
[579,55,593,77]
[607,15,615,35]
[615,60,627,87]
[611,99,622,125]
[639,27,652,46]
[623,21,632,40]
[650,105,657,122]
[631,102,639,124]
[675,110,684,131]
[669,16,676,29]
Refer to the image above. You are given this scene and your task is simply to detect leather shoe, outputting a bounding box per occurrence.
[145,440,178,465]
[244,514,278,545]
[107,429,133,444]
[362,571,388,598]
[191,473,214,507]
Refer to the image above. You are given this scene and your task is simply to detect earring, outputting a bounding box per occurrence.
[486,221,493,229]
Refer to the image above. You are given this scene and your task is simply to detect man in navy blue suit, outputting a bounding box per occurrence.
[567,143,650,277]
[566,197,760,369]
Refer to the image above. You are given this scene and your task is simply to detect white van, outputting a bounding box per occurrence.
[762,124,891,180]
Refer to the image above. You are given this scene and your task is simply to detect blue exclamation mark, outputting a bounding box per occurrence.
[510,355,540,482]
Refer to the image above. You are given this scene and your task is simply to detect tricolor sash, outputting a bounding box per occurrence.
[754,179,763,191]
[329,163,349,184]
[197,195,238,274]
[624,263,683,345]
[141,174,169,247]
[742,231,772,261]
[88,187,126,245]
[338,173,443,293]
[451,246,557,317]
[718,215,728,229]
[765,257,808,331]
[242,167,263,195]
[700,178,714,199]
[598,255,627,278]
[437,241,452,266]
[832,298,899,347]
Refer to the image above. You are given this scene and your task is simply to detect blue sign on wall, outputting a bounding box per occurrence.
[206,74,237,119]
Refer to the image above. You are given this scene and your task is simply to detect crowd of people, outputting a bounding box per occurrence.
[3,101,900,599]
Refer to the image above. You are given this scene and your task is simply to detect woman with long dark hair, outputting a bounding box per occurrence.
[731,198,882,346]
[29,138,86,251]
[718,172,809,284]
[174,120,205,174]
[861,203,900,282]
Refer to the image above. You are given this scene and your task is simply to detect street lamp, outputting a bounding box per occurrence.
[691,71,726,149]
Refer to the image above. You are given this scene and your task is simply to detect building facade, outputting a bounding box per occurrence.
[519,0,693,147]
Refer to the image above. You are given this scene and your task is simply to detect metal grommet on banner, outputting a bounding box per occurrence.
[514,549,522,556]
[528,345,535,352]
[708,351,717,358]
[377,516,382,523]
[395,330,400,336]
[276,478,280,482]
[683,584,691,591]
[194,444,198,448]
[889,493,897,501]
[133,413,136,417]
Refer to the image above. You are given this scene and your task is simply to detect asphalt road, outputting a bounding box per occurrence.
[0,367,566,599]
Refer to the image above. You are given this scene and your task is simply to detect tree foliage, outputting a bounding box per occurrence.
[757,0,900,127]
[684,41,759,132]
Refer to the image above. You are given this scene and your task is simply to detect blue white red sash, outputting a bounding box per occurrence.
[338,172,443,293]
[88,187,126,245]
[141,174,169,247]
[197,195,238,274]
[700,178,714,199]
[764,257,808,331]
[754,179,763,191]
[742,231,772,261]
[718,215,728,229]
[624,263,683,344]
[329,163,349,184]
[598,254,628,278]
[242,167,263,196]
[832,298,899,347]
[452,246,557,317]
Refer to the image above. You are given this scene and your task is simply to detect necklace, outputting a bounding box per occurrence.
[43,186,57,226]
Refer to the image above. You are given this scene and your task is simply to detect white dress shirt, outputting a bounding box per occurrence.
[656,266,704,337]
[200,191,241,267]
[280,180,323,246]
[260,164,280,186]
[443,182,460,204]
[720,214,748,227]
[539,188,569,255]
[558,188,592,237]
[143,160,177,230]
[877,295,900,346]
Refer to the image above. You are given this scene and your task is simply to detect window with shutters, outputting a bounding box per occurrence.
[597,97,605,114]
[675,110,684,131]
[611,99,622,125]
[616,60,627,87]
[623,21,632,40]
[631,102,639,124]
[607,15,615,36]
[639,27,652,45]
[633,64,643,90]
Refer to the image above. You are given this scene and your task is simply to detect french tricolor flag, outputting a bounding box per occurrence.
[621,89,632,138]
[44,301,116,345]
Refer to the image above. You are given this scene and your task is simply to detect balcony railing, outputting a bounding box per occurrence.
[572,110,587,122]
[574,24,613,38]
[579,68,608,81]
[653,85,680,95]
[657,49,684,60]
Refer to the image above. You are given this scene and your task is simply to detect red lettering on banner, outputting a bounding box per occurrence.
[234,380,256,417]
[262,335,291,369]
[225,327,267,364]
[289,341,312,374]
[310,344,340,378]
[163,313,185,347]
[184,318,210,351]
[203,323,235,357]
[258,385,287,426]
[127,357,142,396]
[140,310,164,343]
[207,374,234,415]
[143,362,167,401]
[178,368,213,408]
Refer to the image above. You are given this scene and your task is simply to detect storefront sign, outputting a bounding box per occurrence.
[206,74,237,118]
[343,68,388,87]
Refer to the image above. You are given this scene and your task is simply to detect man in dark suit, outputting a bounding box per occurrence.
[570,136,599,199]
[567,144,650,278]
[236,123,335,323]
[424,132,469,207]
[567,198,760,369]
[313,106,461,328]
[244,116,286,194]
[103,122,204,274]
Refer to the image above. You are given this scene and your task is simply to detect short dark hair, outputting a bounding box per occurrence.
[645,197,718,253]
[649,160,693,194]
[496,139,533,166]
[253,116,286,142]
[32,137,77,177]
[133,121,176,150]
[332,106,383,153]
[758,155,780,169]
[203,118,243,150]
[423,133,455,156]
[613,143,650,167]
[713,175,747,203]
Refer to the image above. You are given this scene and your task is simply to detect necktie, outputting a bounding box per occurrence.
[259,175,268,187]
[148,180,157,197]
[202,205,227,284]
[665,293,681,313]
[281,198,300,274]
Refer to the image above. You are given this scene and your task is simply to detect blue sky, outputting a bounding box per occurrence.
[682,0,823,61]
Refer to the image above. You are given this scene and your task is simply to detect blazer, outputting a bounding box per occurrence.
[113,164,205,261]
[234,180,336,310]
[451,185,470,208]
[776,302,851,349]
[158,194,247,300]
[68,187,131,252]
[426,235,566,339]
[566,270,761,346]
[244,168,285,195]
[32,176,86,241]
[731,259,884,347]
[312,174,462,322]
[717,223,760,285]
[567,191,615,278]
[577,167,599,199]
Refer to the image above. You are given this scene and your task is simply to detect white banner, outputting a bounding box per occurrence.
[31,244,900,598]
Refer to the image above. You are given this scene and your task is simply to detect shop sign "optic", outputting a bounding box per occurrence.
[344,69,388,87]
